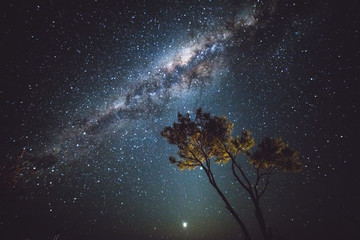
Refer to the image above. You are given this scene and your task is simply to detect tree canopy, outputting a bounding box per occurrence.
[161,108,303,240]
[161,108,301,172]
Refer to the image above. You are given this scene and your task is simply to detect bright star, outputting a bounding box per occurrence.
[182,221,188,228]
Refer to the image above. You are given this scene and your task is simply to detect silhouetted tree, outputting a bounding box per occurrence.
[161,108,302,240]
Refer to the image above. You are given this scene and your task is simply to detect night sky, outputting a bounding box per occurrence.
[1,0,359,239]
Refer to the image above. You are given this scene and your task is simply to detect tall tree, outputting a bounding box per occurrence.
[161,108,302,240]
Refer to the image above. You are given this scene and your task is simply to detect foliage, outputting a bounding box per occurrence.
[161,108,302,173]
[161,108,303,240]
[250,137,302,172]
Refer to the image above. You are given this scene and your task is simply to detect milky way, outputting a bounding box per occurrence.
[1,1,358,240]
[29,2,260,169]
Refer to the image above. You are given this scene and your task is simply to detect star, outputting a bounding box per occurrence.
[1,1,357,240]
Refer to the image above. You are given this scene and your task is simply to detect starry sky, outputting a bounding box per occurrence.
[1,0,359,239]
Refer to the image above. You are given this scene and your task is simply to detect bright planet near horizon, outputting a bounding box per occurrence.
[183,222,188,228]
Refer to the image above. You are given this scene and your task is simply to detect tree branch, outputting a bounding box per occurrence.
[188,150,208,172]
[258,167,275,198]
[232,160,251,192]
[216,138,252,191]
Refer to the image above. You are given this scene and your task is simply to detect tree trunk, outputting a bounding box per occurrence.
[210,181,252,240]
[253,200,272,240]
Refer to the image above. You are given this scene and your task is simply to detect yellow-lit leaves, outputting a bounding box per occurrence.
[214,151,231,164]
[161,109,238,170]
[168,155,200,170]
[249,137,303,172]
[177,160,200,170]
[162,108,302,173]
[237,130,255,152]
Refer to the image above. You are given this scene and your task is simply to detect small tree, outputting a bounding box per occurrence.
[161,108,302,240]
